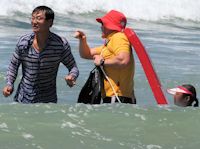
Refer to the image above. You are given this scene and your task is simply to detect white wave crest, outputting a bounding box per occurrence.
[0,0,200,21]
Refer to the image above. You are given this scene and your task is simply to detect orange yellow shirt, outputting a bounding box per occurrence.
[95,32,135,98]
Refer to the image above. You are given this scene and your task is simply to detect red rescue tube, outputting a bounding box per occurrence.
[124,28,168,104]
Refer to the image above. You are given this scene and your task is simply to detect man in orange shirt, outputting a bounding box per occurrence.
[75,10,136,104]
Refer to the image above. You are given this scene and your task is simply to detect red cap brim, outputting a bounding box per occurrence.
[96,17,122,31]
[167,86,193,95]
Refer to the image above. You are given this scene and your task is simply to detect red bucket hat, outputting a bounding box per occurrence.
[96,10,127,32]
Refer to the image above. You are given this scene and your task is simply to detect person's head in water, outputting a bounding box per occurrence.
[96,10,127,38]
[167,84,199,107]
[31,6,54,33]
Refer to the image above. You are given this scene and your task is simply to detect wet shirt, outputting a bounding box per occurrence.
[95,32,135,98]
[6,32,79,103]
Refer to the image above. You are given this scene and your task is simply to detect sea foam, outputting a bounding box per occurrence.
[0,0,199,21]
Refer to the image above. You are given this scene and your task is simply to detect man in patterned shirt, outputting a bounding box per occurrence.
[2,6,79,103]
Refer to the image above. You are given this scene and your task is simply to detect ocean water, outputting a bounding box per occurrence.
[0,0,200,148]
[1,104,200,149]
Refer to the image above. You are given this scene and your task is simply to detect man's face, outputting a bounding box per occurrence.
[101,25,114,38]
[31,10,52,33]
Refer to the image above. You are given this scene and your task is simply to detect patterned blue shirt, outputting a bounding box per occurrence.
[7,32,79,103]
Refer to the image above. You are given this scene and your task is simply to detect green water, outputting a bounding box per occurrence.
[0,104,200,149]
[1,1,200,149]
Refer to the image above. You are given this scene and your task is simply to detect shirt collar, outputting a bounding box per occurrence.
[106,32,117,40]
[104,32,117,45]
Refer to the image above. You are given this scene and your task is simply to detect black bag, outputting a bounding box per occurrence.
[77,66,104,104]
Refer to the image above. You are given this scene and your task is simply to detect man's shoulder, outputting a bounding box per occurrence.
[49,32,68,45]
[16,33,34,48]
[111,32,129,44]
[112,32,127,39]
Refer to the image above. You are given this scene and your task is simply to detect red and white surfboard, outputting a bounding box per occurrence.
[124,28,168,104]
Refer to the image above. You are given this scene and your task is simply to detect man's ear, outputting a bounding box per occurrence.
[185,95,191,102]
[48,19,53,27]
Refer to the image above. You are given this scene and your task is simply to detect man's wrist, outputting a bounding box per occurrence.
[7,82,14,89]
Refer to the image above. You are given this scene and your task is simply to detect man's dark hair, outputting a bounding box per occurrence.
[182,84,199,107]
[32,6,54,20]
